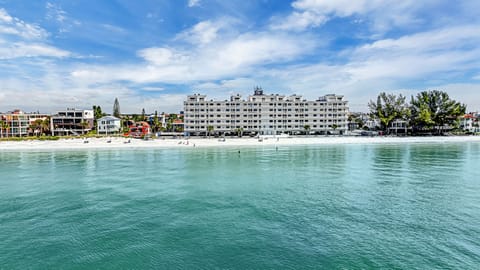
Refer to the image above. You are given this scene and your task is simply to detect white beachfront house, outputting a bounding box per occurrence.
[460,113,479,133]
[97,116,121,134]
[51,108,94,136]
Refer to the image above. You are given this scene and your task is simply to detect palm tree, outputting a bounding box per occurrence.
[304,125,311,135]
[1,120,9,138]
[207,125,214,138]
[0,120,5,138]
[29,119,43,137]
[80,120,89,135]
[41,117,51,136]
[236,127,244,137]
[332,124,338,134]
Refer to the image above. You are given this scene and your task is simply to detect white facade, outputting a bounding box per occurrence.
[97,116,121,134]
[460,113,479,132]
[51,108,94,136]
[184,88,349,136]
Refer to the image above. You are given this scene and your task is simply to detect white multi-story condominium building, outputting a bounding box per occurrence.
[184,87,349,136]
[97,116,121,134]
[0,110,49,137]
[50,108,94,136]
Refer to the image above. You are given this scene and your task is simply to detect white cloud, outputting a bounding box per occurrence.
[137,47,182,66]
[176,20,221,45]
[188,0,200,8]
[0,8,13,23]
[101,24,126,33]
[347,25,480,80]
[292,0,378,17]
[0,8,71,59]
[0,11,48,40]
[193,78,261,96]
[271,11,327,31]
[188,0,200,7]
[357,25,480,53]
[141,86,165,92]
[46,2,67,23]
[0,41,70,59]
[275,0,424,32]
[71,32,317,84]
[0,75,185,114]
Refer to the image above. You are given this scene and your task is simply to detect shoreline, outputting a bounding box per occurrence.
[1,135,480,151]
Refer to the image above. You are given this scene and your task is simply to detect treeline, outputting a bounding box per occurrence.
[368,90,466,135]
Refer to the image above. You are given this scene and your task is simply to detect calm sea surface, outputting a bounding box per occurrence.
[1,142,480,269]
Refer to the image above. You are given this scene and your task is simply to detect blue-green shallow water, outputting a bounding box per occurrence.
[1,142,480,269]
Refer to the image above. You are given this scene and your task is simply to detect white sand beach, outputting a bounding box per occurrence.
[1,135,480,150]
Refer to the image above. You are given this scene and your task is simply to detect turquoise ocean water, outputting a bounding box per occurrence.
[1,142,480,269]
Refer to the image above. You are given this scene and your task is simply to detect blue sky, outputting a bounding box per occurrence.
[1,0,480,114]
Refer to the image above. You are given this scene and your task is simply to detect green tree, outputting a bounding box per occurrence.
[92,105,103,119]
[80,120,89,135]
[122,115,132,133]
[113,98,121,118]
[0,120,9,138]
[92,105,104,131]
[410,90,466,134]
[152,111,160,133]
[235,127,244,137]
[207,125,214,138]
[368,92,410,134]
[42,117,51,135]
[29,119,44,136]
[348,114,365,129]
[304,124,310,135]
[332,124,338,133]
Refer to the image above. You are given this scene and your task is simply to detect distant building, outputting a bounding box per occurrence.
[184,87,349,136]
[460,113,479,133]
[0,110,49,137]
[171,119,184,132]
[388,119,409,135]
[50,108,94,136]
[97,116,121,134]
[126,121,150,138]
[150,112,184,132]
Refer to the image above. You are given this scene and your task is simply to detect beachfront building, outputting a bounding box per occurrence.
[0,110,49,137]
[388,119,409,135]
[50,108,94,136]
[97,116,121,134]
[150,112,184,132]
[460,113,479,133]
[126,121,151,138]
[184,87,349,136]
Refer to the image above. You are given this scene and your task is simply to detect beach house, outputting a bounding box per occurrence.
[97,116,121,134]
[460,113,479,133]
[50,108,94,136]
